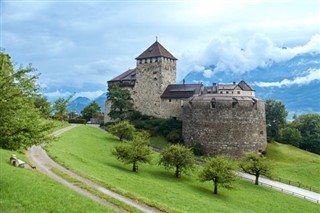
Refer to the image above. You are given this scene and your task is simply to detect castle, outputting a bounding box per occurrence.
[105,41,267,158]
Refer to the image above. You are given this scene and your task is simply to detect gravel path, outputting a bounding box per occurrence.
[27,124,162,213]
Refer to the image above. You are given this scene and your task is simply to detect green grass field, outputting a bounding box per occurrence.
[266,142,320,190]
[46,125,320,213]
[0,148,115,213]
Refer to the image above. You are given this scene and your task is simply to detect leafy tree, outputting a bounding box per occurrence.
[159,144,195,178]
[81,101,101,122]
[109,121,136,141]
[52,94,73,121]
[279,127,302,147]
[198,156,237,194]
[33,94,51,118]
[292,113,320,154]
[265,99,288,141]
[240,153,272,185]
[107,85,133,121]
[0,52,52,150]
[112,130,152,172]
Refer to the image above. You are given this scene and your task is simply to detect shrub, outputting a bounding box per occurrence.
[166,130,182,143]
[193,143,204,156]
[68,119,86,124]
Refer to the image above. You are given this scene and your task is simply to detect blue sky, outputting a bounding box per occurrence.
[1,0,320,100]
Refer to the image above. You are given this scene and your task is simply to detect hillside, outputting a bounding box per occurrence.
[46,125,320,213]
[67,93,106,113]
[183,52,320,116]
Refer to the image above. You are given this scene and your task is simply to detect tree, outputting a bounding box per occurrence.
[198,156,237,194]
[265,99,288,141]
[279,127,302,147]
[52,94,73,121]
[109,121,136,141]
[112,130,152,172]
[107,85,133,121]
[33,94,51,118]
[159,144,195,178]
[292,113,320,154]
[0,52,52,150]
[240,153,272,185]
[81,101,101,122]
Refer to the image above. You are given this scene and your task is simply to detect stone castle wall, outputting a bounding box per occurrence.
[182,97,267,159]
[160,98,183,119]
[134,58,176,118]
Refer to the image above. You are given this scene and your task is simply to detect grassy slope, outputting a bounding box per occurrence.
[0,149,115,213]
[266,142,320,188]
[47,125,320,213]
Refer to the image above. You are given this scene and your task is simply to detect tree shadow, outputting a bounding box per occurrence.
[185,183,230,201]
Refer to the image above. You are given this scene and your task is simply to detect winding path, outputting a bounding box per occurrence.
[27,124,162,213]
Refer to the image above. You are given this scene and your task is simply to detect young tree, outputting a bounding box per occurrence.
[52,94,73,121]
[0,52,52,150]
[265,99,288,141]
[81,101,101,122]
[159,144,195,178]
[109,121,136,141]
[112,130,152,172]
[240,153,272,185]
[279,127,302,147]
[107,85,133,121]
[198,156,237,194]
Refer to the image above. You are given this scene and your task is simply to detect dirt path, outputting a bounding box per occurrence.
[27,124,162,213]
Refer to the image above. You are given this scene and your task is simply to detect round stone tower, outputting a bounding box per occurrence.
[134,41,177,117]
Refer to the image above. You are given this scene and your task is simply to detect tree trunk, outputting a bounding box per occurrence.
[175,165,180,178]
[255,173,259,185]
[213,181,218,194]
[132,161,137,172]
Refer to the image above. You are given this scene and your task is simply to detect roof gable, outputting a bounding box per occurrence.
[136,41,177,60]
[238,80,255,91]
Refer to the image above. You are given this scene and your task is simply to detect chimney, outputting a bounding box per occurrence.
[233,81,236,85]
[183,79,185,85]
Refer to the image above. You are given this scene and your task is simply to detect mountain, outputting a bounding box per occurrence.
[183,52,320,117]
[67,93,106,114]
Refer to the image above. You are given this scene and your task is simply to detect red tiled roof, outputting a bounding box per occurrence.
[136,41,177,60]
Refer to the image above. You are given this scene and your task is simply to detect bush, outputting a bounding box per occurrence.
[68,119,86,124]
[193,143,205,156]
[166,130,182,143]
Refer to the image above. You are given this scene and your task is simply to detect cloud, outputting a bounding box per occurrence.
[192,34,320,78]
[255,69,320,88]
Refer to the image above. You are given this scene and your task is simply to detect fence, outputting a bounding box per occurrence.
[274,177,320,193]
[241,176,320,204]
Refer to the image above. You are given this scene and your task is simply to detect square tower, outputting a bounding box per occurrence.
[134,41,177,117]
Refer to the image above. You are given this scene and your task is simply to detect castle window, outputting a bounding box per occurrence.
[139,60,142,64]
[237,91,241,94]
[154,77,157,80]
[232,102,237,108]
[226,91,229,94]
[260,131,263,135]
[220,91,223,94]
[155,57,158,62]
[211,102,216,109]
[169,99,171,102]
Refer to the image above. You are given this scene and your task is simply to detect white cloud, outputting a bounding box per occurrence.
[203,69,214,78]
[255,69,320,88]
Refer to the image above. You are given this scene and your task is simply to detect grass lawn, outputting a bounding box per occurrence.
[0,148,115,213]
[47,125,320,213]
[266,142,320,190]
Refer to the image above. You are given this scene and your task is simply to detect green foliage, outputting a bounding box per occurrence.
[107,86,133,121]
[112,130,152,172]
[198,156,237,194]
[265,99,288,141]
[68,118,86,124]
[166,130,181,143]
[240,153,273,185]
[0,52,53,150]
[292,113,320,154]
[193,143,205,156]
[47,126,320,213]
[109,120,136,141]
[159,144,195,178]
[279,127,302,147]
[52,94,74,121]
[33,94,51,118]
[81,101,101,121]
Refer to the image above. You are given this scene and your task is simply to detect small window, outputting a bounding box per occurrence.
[154,77,157,80]
[226,91,229,94]
[220,91,223,94]
[237,91,240,94]
[169,99,171,102]
[232,102,237,108]
[260,131,263,135]
[211,102,216,108]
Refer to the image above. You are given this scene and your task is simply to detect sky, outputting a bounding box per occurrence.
[1,0,320,100]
